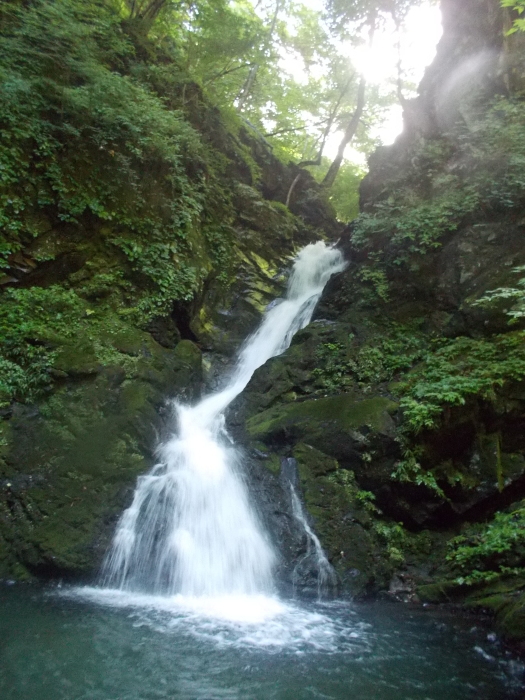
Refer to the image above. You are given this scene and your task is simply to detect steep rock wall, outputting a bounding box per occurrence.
[235,0,525,646]
[0,2,338,580]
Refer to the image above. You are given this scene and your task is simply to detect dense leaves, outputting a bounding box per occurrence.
[398,333,525,432]
[447,504,525,585]
[501,0,525,34]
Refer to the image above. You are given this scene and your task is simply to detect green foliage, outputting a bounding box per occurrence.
[0,0,235,318]
[312,325,426,394]
[0,282,174,407]
[501,0,525,34]
[351,98,525,264]
[178,0,271,109]
[327,468,410,564]
[474,265,525,323]
[396,332,525,433]
[325,161,365,221]
[355,263,390,301]
[447,504,525,585]
[391,444,445,496]
[386,327,525,499]
[312,341,354,394]
[372,521,407,565]
[0,286,87,405]
[352,175,479,262]
[459,98,525,209]
[355,488,380,512]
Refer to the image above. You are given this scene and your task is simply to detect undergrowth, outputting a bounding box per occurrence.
[447,503,525,585]
[351,98,525,264]
[0,0,236,321]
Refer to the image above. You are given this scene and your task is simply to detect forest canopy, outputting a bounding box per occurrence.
[1,0,439,200]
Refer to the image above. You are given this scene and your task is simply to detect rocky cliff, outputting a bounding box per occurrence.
[232,0,525,648]
[0,0,337,581]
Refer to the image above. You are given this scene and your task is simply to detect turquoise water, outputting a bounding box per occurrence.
[1,584,524,700]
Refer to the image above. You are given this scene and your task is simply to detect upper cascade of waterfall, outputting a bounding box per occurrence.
[101,241,347,600]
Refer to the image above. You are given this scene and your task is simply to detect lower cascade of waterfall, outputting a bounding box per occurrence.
[289,484,338,597]
[74,241,346,637]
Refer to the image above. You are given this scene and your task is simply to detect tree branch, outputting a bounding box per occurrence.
[236,0,281,111]
[285,173,302,208]
[204,63,253,84]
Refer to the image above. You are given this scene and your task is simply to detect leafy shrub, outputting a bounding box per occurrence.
[397,332,525,433]
[502,0,525,34]
[312,325,426,395]
[0,286,87,405]
[447,504,525,585]
[474,265,525,323]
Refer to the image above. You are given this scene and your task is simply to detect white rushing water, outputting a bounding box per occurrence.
[289,484,338,597]
[90,242,346,630]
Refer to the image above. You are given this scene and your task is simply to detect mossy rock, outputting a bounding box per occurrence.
[262,453,281,474]
[418,574,525,643]
[52,340,100,376]
[417,580,467,603]
[495,592,525,641]
[462,575,525,642]
[291,443,400,596]
[294,443,339,478]
[247,394,397,438]
[246,395,398,467]
[0,337,202,579]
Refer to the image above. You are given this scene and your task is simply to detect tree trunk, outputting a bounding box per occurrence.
[321,77,366,188]
[322,11,376,189]
[297,77,353,167]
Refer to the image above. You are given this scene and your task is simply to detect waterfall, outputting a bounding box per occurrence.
[289,484,338,596]
[101,241,346,598]
[281,456,337,597]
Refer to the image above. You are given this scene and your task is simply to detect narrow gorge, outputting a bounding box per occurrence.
[2,0,525,697]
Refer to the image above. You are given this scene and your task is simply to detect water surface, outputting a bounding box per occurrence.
[1,584,523,700]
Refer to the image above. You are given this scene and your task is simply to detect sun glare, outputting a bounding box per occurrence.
[348,2,443,147]
[253,0,443,160]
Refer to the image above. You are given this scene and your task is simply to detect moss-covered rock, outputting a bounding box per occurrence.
[247,394,397,455]
[462,576,525,644]
[417,580,468,604]
[293,445,377,596]
[0,337,201,579]
[287,443,425,597]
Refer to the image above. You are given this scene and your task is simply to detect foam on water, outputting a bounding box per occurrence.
[65,587,369,653]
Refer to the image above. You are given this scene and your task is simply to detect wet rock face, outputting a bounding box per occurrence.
[224,1,525,609]
[241,442,400,598]
[228,322,413,596]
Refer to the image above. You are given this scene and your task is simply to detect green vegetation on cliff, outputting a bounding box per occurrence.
[0,0,236,313]
[0,0,325,578]
[447,502,525,585]
[353,98,525,264]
